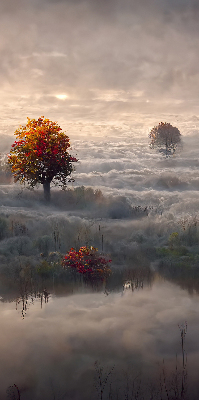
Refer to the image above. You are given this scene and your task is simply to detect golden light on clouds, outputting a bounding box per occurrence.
[55,94,68,100]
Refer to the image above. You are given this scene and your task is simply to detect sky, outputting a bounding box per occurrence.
[1,0,199,136]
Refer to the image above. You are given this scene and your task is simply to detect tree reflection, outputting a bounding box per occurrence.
[105,265,154,293]
[6,384,21,400]
[0,259,156,319]
[158,259,199,295]
[16,288,50,319]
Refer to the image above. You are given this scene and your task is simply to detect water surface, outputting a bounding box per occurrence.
[1,276,199,399]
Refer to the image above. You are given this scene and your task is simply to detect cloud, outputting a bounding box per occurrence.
[0,0,198,122]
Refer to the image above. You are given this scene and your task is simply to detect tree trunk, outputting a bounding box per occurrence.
[43,181,51,203]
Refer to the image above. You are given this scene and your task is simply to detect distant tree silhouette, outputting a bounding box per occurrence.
[149,122,182,156]
[8,116,78,202]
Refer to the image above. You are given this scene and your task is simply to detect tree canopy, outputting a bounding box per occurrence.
[8,116,78,201]
[149,122,182,156]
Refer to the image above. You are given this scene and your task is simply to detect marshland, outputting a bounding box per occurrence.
[1,121,199,399]
[2,0,199,398]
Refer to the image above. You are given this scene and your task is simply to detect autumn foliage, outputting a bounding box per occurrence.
[8,117,78,201]
[62,246,112,281]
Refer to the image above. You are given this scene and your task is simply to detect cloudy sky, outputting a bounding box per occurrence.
[1,0,199,135]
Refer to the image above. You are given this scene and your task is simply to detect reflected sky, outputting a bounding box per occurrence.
[1,279,199,399]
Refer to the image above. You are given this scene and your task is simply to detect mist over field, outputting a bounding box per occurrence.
[1,71,199,400]
[1,0,199,398]
[0,119,199,283]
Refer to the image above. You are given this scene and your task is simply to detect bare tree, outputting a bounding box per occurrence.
[149,122,182,156]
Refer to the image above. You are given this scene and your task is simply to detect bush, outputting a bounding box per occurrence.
[62,246,112,281]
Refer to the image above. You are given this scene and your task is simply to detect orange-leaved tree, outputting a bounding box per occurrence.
[8,116,78,202]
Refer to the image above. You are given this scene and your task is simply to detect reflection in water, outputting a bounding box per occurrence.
[158,260,199,296]
[16,289,50,319]
[6,384,21,400]
[0,264,154,317]
[123,278,144,291]
[0,269,199,399]
[178,322,188,397]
